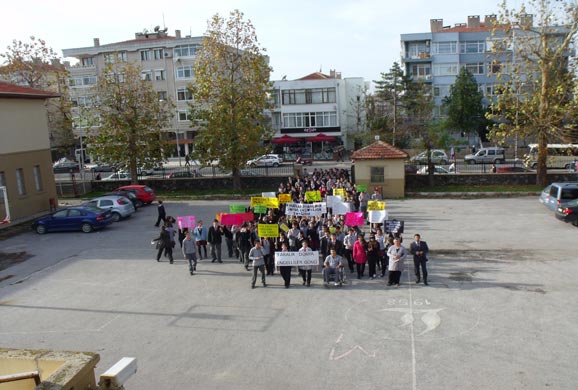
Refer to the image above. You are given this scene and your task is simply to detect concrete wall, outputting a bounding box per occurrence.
[0,99,51,154]
[405,172,578,189]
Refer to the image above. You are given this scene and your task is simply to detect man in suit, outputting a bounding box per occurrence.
[208,219,223,263]
[154,200,166,227]
[410,233,429,285]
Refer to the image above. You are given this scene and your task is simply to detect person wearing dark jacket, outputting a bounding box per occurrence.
[153,226,173,262]
[208,219,223,263]
[410,233,429,285]
[154,200,166,227]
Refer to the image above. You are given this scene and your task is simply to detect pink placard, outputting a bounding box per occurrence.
[177,215,196,229]
[344,212,364,226]
[241,212,255,222]
[221,213,244,226]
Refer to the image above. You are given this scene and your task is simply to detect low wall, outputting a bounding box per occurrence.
[405,172,578,189]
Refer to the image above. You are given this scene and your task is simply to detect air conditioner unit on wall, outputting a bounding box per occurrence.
[164,52,172,58]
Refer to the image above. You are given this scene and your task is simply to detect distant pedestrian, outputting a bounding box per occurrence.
[185,154,191,167]
[182,231,197,275]
[298,240,313,287]
[208,219,223,263]
[193,220,208,260]
[278,242,292,288]
[154,200,166,227]
[249,239,267,289]
[153,226,173,263]
[410,233,429,285]
[353,235,367,279]
[491,163,497,173]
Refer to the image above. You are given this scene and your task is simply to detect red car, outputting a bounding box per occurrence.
[113,185,157,205]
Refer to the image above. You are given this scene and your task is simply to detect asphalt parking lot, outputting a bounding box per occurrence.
[1,197,578,389]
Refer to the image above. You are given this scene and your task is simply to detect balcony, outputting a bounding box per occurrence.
[402,52,431,62]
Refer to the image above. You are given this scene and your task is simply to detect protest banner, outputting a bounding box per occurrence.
[262,192,276,198]
[220,213,245,226]
[356,184,367,192]
[367,200,385,211]
[258,223,279,238]
[254,205,267,214]
[275,251,319,267]
[333,188,346,198]
[229,204,246,213]
[250,196,279,209]
[368,210,388,223]
[326,195,343,209]
[278,193,292,203]
[344,212,364,226]
[305,190,322,202]
[177,215,196,229]
[285,202,325,217]
[384,219,404,234]
[279,223,290,232]
[332,201,351,215]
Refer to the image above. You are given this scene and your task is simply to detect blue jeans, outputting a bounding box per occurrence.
[186,253,197,272]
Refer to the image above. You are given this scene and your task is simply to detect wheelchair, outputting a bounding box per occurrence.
[322,266,346,287]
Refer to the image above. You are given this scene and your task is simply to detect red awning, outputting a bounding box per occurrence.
[307,133,337,142]
[271,135,300,144]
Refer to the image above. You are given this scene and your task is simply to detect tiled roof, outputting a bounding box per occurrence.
[440,23,507,33]
[298,72,331,80]
[102,36,177,47]
[0,81,59,99]
[350,140,408,160]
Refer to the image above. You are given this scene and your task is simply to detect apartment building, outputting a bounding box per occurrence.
[271,70,367,154]
[62,29,201,158]
[400,14,509,117]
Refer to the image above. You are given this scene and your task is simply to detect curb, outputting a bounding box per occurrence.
[407,192,540,198]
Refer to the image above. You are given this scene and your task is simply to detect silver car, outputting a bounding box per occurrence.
[83,195,136,222]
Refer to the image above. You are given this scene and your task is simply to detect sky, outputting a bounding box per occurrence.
[1,0,522,84]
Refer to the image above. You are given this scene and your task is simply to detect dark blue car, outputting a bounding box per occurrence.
[32,206,114,234]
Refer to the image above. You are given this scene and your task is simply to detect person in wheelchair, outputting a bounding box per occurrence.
[323,248,345,286]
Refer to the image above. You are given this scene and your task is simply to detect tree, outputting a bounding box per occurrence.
[443,67,487,141]
[487,0,578,186]
[190,9,273,190]
[87,60,174,184]
[373,62,408,146]
[0,36,75,156]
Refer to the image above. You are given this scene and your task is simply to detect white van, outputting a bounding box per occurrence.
[465,147,506,164]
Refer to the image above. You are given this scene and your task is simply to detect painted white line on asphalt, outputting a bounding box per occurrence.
[407,268,417,390]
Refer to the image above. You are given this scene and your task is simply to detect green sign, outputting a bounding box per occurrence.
[229,204,246,213]
[356,184,367,192]
[254,205,268,214]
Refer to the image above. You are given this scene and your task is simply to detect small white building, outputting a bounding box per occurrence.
[271,71,367,158]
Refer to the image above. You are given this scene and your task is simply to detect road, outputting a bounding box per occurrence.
[1,198,578,389]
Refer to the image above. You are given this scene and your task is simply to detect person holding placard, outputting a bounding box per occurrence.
[298,240,314,287]
[278,242,292,288]
[249,239,267,289]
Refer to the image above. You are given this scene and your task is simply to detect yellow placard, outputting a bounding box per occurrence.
[305,190,322,202]
[367,200,385,211]
[278,193,292,203]
[258,223,279,238]
[279,223,290,232]
[334,188,346,197]
[251,196,280,209]
[329,227,336,233]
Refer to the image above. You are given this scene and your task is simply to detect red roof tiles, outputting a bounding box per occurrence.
[350,140,408,160]
[0,81,59,99]
[298,72,332,80]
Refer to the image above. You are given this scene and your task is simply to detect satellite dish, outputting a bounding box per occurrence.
[154,26,160,32]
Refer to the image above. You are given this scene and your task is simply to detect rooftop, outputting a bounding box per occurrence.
[350,140,408,160]
[0,81,60,99]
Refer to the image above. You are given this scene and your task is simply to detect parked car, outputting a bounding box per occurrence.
[85,163,116,173]
[53,160,80,173]
[539,182,578,211]
[167,170,202,178]
[465,147,506,164]
[83,195,136,222]
[246,154,283,167]
[555,198,578,226]
[404,164,418,174]
[113,185,157,205]
[495,166,534,173]
[32,206,114,234]
[417,166,450,175]
[104,190,143,209]
[102,172,132,181]
[410,150,449,165]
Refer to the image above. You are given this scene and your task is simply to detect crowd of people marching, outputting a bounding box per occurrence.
[153,168,430,289]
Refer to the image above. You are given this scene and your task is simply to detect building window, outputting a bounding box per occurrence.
[69,75,97,87]
[140,50,151,61]
[81,57,94,67]
[459,41,485,54]
[15,168,26,196]
[104,52,127,63]
[33,165,43,192]
[157,91,168,101]
[141,71,152,81]
[463,63,484,75]
[178,110,191,121]
[410,64,431,78]
[488,61,502,75]
[370,167,384,183]
[433,63,458,76]
[282,112,337,128]
[176,87,193,101]
[432,84,451,98]
[154,70,166,81]
[71,96,94,107]
[174,44,200,57]
[432,41,457,55]
[406,42,429,58]
[153,48,164,60]
[175,66,193,79]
